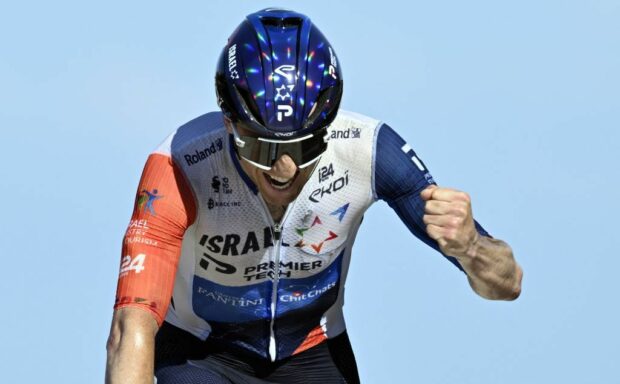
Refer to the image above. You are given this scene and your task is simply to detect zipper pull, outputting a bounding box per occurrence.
[273,223,282,241]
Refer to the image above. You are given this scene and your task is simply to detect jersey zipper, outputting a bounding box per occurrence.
[261,205,295,362]
[268,222,282,361]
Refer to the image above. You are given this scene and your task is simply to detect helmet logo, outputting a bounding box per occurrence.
[275,84,294,101]
[328,47,338,80]
[274,64,297,121]
[274,64,296,82]
[228,44,239,80]
[277,105,293,121]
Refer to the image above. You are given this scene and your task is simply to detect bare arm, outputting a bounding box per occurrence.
[106,307,159,384]
[421,186,523,300]
[458,234,522,300]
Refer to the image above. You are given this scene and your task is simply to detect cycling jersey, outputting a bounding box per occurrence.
[114,110,489,362]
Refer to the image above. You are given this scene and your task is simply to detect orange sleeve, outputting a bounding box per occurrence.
[114,153,196,325]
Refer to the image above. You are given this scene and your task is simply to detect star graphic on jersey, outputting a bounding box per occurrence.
[296,227,309,236]
[274,84,293,101]
[325,231,338,241]
[330,203,350,222]
[302,210,313,225]
[295,239,306,248]
[311,242,324,253]
[311,216,322,227]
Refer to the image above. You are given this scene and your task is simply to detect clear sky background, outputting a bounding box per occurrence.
[1,1,618,383]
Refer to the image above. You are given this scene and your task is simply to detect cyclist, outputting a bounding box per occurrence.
[106,8,523,384]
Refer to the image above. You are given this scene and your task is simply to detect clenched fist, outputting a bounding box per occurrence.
[421,185,480,259]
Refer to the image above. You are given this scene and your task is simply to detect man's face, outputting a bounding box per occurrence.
[226,120,316,207]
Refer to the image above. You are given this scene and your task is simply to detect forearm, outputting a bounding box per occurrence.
[456,235,522,300]
[106,308,158,384]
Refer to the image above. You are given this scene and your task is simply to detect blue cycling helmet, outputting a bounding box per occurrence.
[215,8,343,139]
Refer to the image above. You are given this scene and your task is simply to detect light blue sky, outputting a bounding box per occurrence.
[1,1,618,383]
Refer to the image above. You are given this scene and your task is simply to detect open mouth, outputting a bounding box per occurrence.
[264,172,298,191]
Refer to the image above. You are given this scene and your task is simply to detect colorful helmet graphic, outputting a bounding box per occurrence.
[215,8,343,139]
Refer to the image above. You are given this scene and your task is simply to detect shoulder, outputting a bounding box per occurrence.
[152,111,227,158]
[331,109,382,132]
[326,109,382,149]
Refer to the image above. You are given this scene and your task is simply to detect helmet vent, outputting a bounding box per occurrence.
[234,85,265,126]
[261,17,303,29]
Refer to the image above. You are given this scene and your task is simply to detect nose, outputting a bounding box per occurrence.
[267,154,298,179]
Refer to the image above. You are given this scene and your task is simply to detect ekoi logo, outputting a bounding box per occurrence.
[137,189,163,216]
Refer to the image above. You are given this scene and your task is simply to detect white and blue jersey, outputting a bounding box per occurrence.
[114,109,488,362]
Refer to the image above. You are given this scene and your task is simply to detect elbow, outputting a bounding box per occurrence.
[106,307,159,356]
[469,264,523,301]
[504,284,521,301]
[106,322,122,356]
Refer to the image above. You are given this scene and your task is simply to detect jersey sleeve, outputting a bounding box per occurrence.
[373,123,490,271]
[114,153,196,325]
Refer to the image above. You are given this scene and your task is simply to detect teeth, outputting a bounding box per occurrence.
[267,174,294,190]
[271,181,293,190]
[270,175,292,183]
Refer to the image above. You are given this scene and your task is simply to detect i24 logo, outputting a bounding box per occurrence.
[119,254,146,276]
[318,163,335,182]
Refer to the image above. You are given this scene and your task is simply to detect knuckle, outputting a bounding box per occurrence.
[455,206,468,217]
[427,225,441,239]
[446,229,459,240]
[460,192,471,203]
[424,201,432,212]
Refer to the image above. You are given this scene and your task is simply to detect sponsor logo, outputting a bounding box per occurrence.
[309,170,349,202]
[200,253,237,274]
[400,143,426,171]
[274,64,296,82]
[119,253,146,276]
[329,127,360,139]
[211,176,233,194]
[208,198,242,210]
[197,287,264,307]
[197,251,324,281]
[328,46,338,79]
[243,260,323,282]
[124,237,158,246]
[401,143,435,184]
[124,219,158,246]
[274,131,295,137]
[183,138,224,166]
[211,177,220,193]
[277,105,293,122]
[137,189,163,216]
[125,219,149,237]
[280,281,337,302]
[228,44,239,80]
[273,65,296,122]
[318,163,335,183]
[198,226,286,256]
